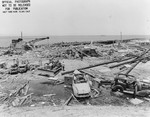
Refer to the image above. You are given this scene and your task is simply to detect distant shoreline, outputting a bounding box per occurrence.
[0,35,149,47]
[0,34,150,37]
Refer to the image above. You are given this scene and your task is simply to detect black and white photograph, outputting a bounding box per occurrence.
[0,0,150,117]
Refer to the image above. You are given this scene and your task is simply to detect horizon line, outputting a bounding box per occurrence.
[0,34,150,37]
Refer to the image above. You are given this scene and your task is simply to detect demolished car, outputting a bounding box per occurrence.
[72,70,91,98]
[111,73,150,97]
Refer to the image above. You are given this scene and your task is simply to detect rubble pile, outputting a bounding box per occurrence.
[0,81,31,107]
[0,38,150,107]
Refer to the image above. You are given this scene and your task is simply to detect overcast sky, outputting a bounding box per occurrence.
[0,0,150,36]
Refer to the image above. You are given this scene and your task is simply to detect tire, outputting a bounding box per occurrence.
[112,85,124,93]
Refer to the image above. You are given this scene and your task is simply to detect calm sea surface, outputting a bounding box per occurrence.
[0,35,149,47]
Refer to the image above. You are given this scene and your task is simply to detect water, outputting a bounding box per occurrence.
[0,35,149,47]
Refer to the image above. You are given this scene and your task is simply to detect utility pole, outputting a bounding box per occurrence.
[120,32,122,41]
[118,32,122,47]
[21,31,23,39]
[120,32,123,45]
[48,36,50,49]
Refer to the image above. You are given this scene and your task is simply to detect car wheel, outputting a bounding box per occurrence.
[112,85,124,93]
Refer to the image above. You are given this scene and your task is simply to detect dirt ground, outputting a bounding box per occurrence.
[0,105,150,117]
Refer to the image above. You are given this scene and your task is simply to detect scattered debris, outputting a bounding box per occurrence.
[91,88,100,98]
[0,38,150,108]
[1,81,32,107]
[12,93,33,107]
[129,98,143,105]
[64,93,80,106]
[43,94,56,97]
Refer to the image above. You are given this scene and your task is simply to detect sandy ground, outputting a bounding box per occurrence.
[131,62,150,79]
[0,105,150,117]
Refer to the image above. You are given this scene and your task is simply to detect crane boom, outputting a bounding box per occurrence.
[28,37,49,45]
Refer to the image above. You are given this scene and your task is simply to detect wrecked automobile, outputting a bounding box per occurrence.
[72,71,91,98]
